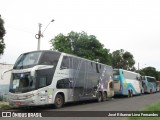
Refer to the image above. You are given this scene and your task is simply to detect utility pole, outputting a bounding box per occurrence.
[35,19,54,50]
[35,23,42,50]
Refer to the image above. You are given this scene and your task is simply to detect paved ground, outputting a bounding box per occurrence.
[1,92,160,120]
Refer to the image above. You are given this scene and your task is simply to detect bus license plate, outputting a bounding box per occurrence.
[15,101,21,105]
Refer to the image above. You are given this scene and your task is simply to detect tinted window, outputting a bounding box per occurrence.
[96,63,100,73]
[56,79,72,89]
[39,77,47,88]
[9,72,36,93]
[123,71,138,80]
[71,57,80,69]
[113,70,119,75]
[147,77,156,82]
[36,68,55,88]
[13,52,41,69]
[60,56,70,69]
[39,52,60,66]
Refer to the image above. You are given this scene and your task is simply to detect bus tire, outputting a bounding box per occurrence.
[140,90,143,95]
[139,90,142,96]
[54,93,64,109]
[97,92,102,102]
[150,89,152,93]
[103,92,107,101]
[128,90,131,97]
[130,90,133,97]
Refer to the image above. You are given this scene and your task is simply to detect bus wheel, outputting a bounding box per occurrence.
[130,90,133,97]
[54,94,64,109]
[150,89,152,93]
[140,90,143,95]
[97,92,102,102]
[128,90,131,97]
[103,92,107,101]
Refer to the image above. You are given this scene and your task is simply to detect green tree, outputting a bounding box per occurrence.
[0,15,6,55]
[139,67,159,80]
[158,71,160,81]
[50,31,112,65]
[112,49,135,70]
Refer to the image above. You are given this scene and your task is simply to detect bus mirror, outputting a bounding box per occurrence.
[1,69,12,80]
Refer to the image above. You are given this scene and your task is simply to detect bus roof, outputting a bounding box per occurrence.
[143,76,156,79]
[113,69,140,75]
[18,50,112,68]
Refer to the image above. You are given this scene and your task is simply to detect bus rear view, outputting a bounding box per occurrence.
[113,69,123,95]
[142,76,157,93]
[113,69,143,97]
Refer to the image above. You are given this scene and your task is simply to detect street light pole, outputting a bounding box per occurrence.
[37,23,42,50]
[42,19,54,34]
[35,19,54,51]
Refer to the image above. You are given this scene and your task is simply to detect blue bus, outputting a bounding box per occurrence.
[113,69,143,97]
[142,76,157,93]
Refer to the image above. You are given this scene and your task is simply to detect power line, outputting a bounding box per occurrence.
[5,25,36,35]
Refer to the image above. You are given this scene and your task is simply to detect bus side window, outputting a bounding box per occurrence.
[60,56,69,69]
[96,63,100,73]
[56,79,72,88]
[72,57,79,69]
[39,52,60,66]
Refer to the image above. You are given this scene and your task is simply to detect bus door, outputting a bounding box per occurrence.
[36,74,53,104]
[37,87,48,104]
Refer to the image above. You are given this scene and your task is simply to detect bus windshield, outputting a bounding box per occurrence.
[113,70,119,76]
[13,52,42,69]
[147,77,156,83]
[10,51,61,93]
[113,70,119,80]
[9,72,36,93]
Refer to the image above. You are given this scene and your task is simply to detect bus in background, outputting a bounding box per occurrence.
[8,50,114,108]
[142,76,157,93]
[113,69,143,97]
[156,81,160,92]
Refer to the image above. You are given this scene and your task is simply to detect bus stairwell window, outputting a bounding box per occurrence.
[39,77,47,88]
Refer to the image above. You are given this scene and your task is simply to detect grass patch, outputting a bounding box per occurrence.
[127,101,160,120]
[0,104,11,110]
[0,102,12,110]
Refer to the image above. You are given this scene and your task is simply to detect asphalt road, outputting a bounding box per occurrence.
[1,92,160,120]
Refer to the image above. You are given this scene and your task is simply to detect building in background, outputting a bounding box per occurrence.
[0,63,13,101]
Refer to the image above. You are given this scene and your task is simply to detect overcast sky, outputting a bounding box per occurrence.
[0,0,160,71]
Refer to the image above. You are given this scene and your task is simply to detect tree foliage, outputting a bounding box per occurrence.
[50,31,160,78]
[0,15,6,55]
[139,67,159,80]
[112,49,135,70]
[50,31,112,65]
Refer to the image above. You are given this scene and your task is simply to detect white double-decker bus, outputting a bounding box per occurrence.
[8,50,114,108]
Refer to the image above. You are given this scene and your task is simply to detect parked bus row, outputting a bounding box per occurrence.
[113,69,157,97]
[4,50,159,108]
